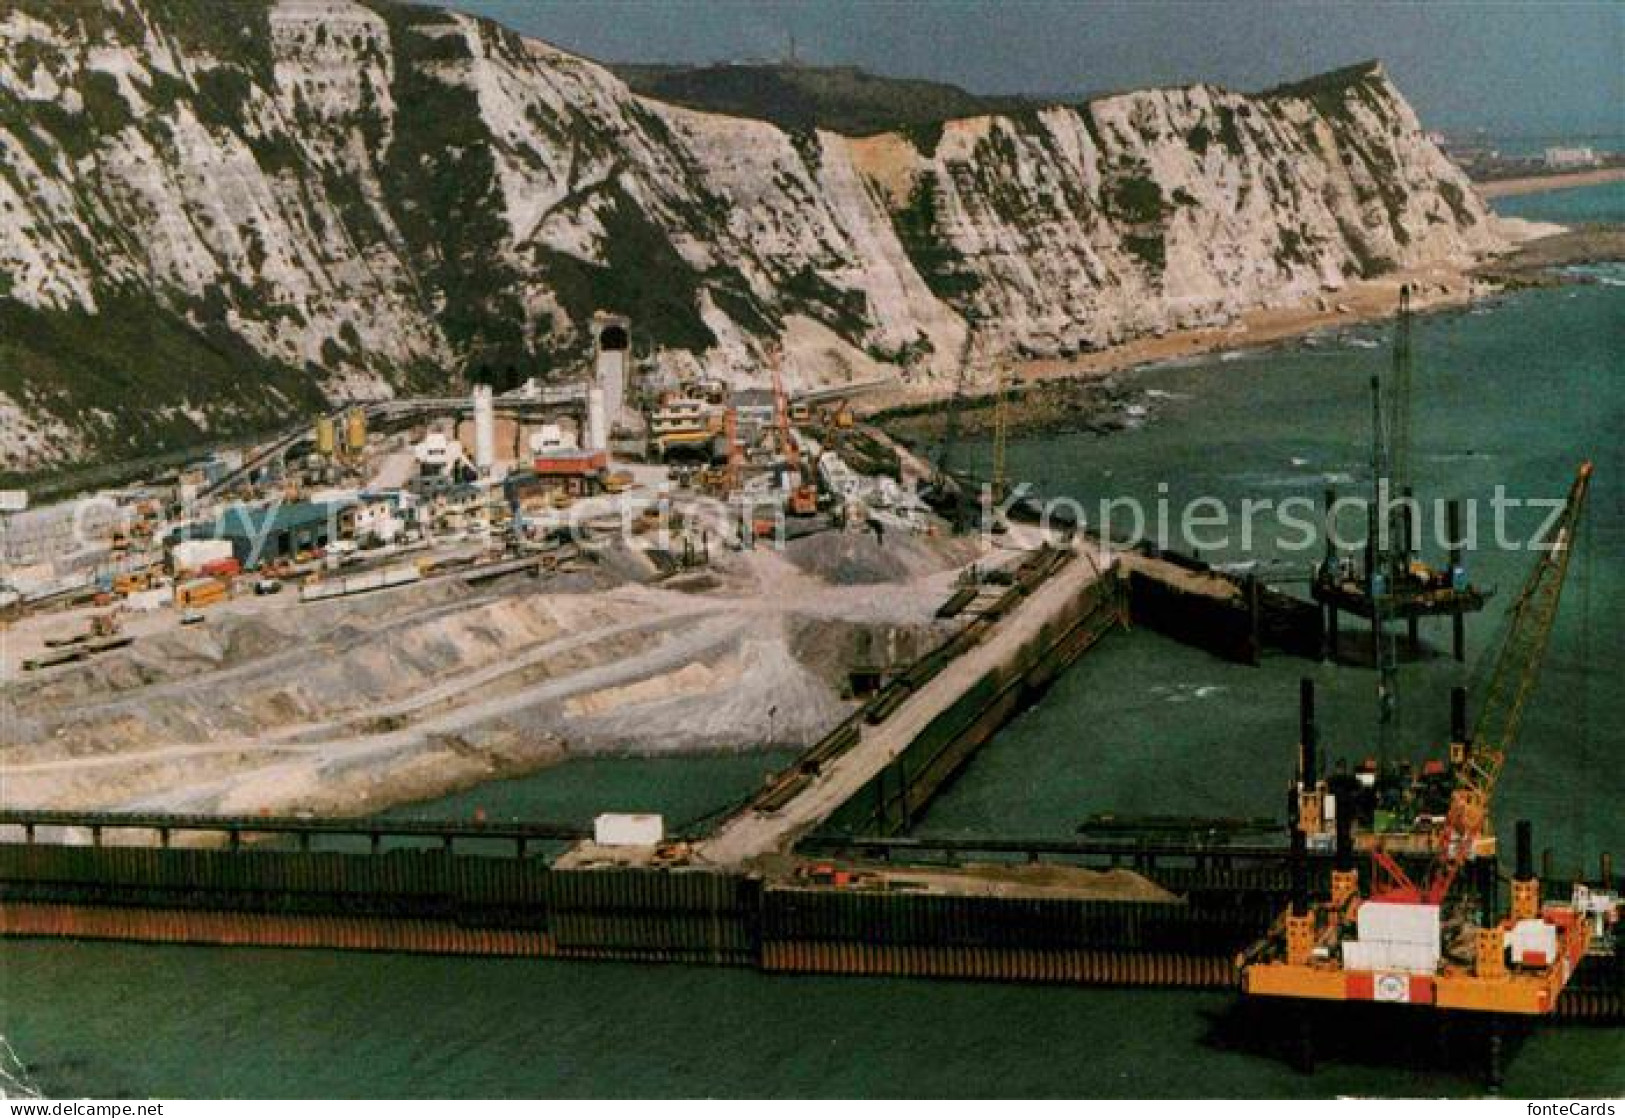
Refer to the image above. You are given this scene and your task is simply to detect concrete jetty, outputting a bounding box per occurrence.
[699,543,1116,864]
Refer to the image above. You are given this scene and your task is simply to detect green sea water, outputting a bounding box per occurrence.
[380,750,800,832]
[935,272,1624,869]
[1,279,1621,1099]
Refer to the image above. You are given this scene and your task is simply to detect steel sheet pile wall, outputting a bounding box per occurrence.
[1125,567,1259,664]
[0,844,556,954]
[0,845,545,915]
[0,841,1274,987]
[0,903,556,956]
[759,887,1269,987]
[1255,587,1324,659]
[0,847,762,964]
[831,570,1123,836]
[1557,955,1625,1021]
[11,843,1608,1015]
[1124,554,1322,665]
[544,869,760,965]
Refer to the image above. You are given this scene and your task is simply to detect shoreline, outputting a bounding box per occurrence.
[858,262,1490,419]
[1475,166,1625,199]
[861,225,1623,422]
[14,226,1619,496]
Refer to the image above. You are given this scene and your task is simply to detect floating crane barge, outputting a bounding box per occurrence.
[1243,464,1616,1062]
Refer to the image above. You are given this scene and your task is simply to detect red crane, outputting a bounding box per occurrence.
[1371,461,1593,906]
[769,347,818,516]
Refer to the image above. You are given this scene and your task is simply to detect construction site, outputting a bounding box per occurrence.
[0,310,976,808]
[1,296,1620,1091]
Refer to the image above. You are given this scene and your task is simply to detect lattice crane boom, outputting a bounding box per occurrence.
[768,344,798,469]
[935,327,977,483]
[1387,284,1413,507]
[1421,460,1593,903]
[990,361,1010,503]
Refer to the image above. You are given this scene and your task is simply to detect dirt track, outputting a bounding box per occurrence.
[1,530,992,818]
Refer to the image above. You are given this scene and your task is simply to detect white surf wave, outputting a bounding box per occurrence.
[0,1036,41,1100]
[1150,682,1227,704]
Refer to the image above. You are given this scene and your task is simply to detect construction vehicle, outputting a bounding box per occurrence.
[174,576,229,610]
[769,351,819,516]
[113,567,158,596]
[694,466,731,497]
[1243,462,1604,1020]
[787,480,819,517]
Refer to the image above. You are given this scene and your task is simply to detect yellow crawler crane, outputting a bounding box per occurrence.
[1242,462,1599,1016]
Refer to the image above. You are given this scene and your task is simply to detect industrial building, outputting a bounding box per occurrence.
[730,387,777,440]
[193,500,352,567]
[530,449,611,496]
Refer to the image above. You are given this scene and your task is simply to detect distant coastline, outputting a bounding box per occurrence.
[1476,166,1625,198]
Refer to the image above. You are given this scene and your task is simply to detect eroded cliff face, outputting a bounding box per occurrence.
[849,67,1503,356]
[0,0,1504,472]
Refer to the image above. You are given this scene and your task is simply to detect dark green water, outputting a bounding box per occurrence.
[2,281,1620,1098]
[2,942,1619,1098]
[939,274,1623,869]
[380,750,800,832]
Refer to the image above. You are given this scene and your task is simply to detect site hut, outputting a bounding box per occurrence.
[411,479,491,533]
[197,500,355,569]
[351,492,409,546]
[730,387,777,442]
[649,397,720,461]
[530,446,610,499]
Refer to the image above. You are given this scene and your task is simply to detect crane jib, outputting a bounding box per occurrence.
[1431,461,1592,901]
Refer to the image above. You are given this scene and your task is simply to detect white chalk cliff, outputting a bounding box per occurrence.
[0,0,1509,471]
